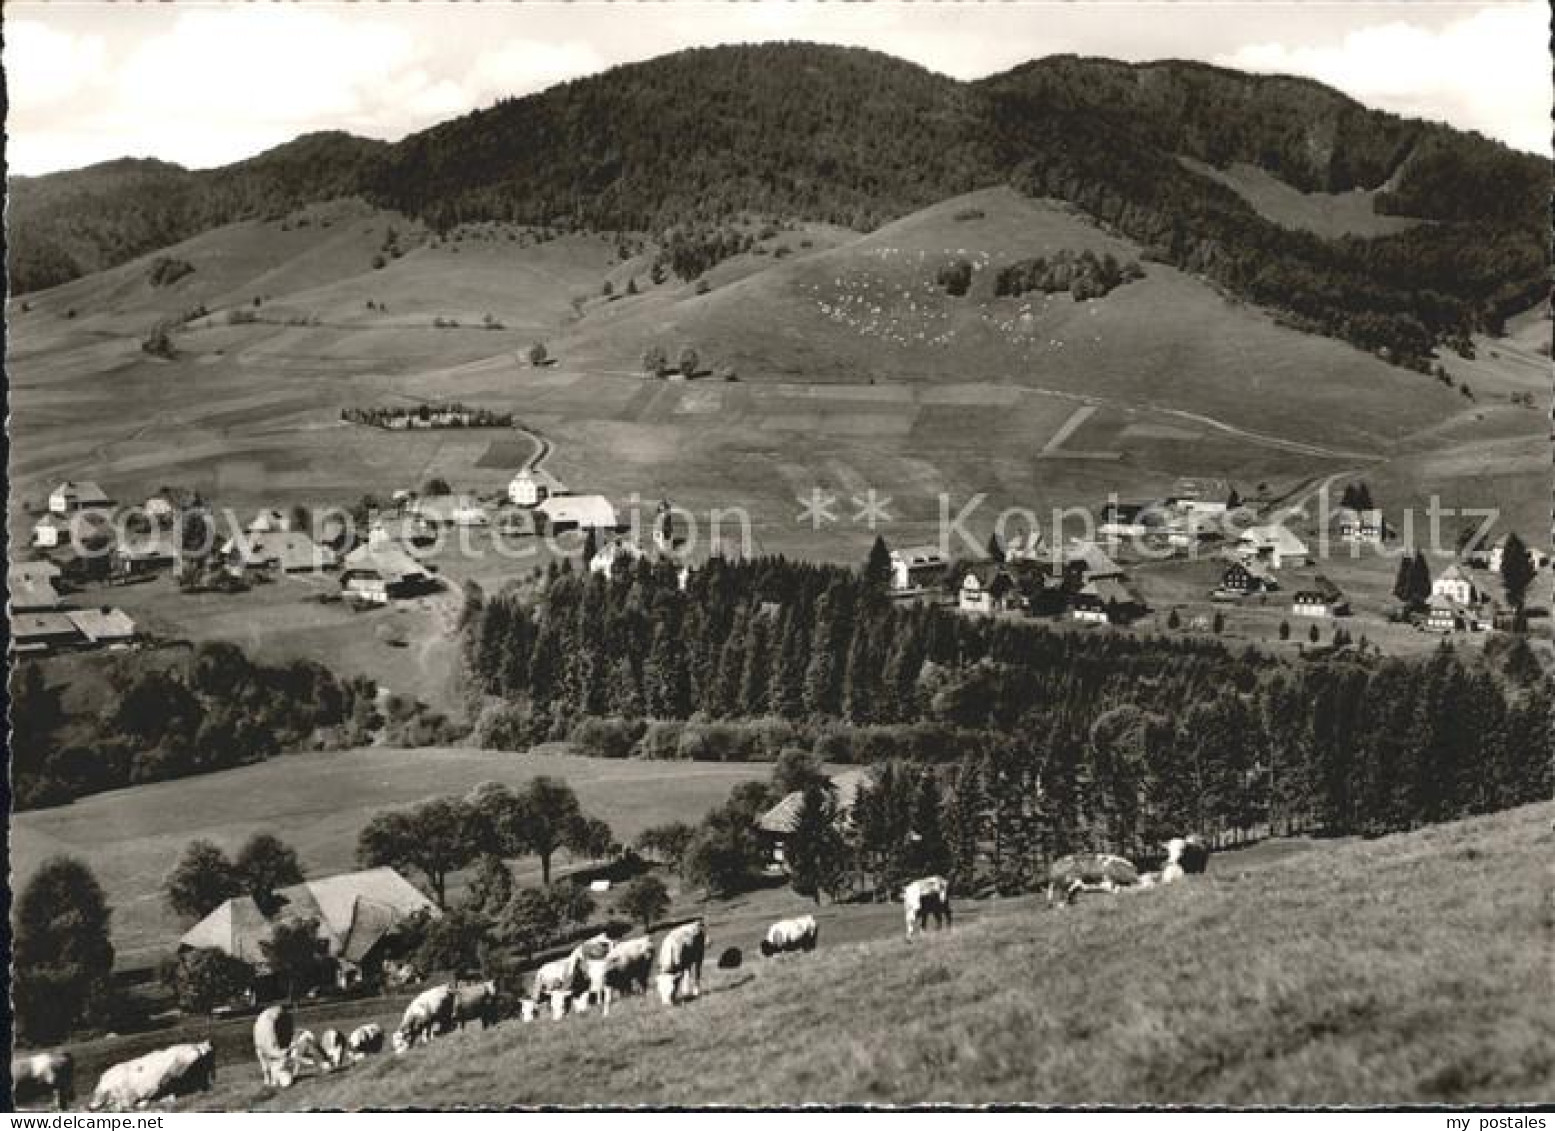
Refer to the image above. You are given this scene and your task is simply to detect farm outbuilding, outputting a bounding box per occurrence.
[538,493,619,532]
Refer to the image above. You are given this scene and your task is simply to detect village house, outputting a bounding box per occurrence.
[1004,531,1048,562]
[143,495,178,525]
[1431,563,1481,607]
[32,513,71,549]
[538,493,620,533]
[507,468,567,507]
[48,480,113,515]
[1218,559,1279,598]
[590,538,647,578]
[1098,502,1150,540]
[1487,537,1552,575]
[1060,540,1125,582]
[340,543,433,603]
[9,563,63,612]
[247,508,294,533]
[1070,577,1147,625]
[412,495,490,527]
[222,531,336,573]
[1333,507,1387,544]
[11,612,84,654]
[368,516,436,549]
[1237,524,1310,569]
[959,565,1024,615]
[756,770,870,869]
[112,533,181,580]
[1291,578,1349,618]
[65,607,138,648]
[178,867,439,993]
[1424,593,1470,634]
[889,544,947,591]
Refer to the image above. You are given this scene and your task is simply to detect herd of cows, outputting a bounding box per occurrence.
[12,839,1208,1111]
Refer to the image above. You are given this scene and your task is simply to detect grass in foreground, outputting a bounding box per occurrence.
[199,802,1553,1107]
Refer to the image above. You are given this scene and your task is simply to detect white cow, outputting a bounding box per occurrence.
[346,1024,384,1059]
[1162,835,1210,882]
[580,936,655,1017]
[11,1051,74,1110]
[253,1005,296,1088]
[89,1043,215,1111]
[393,984,456,1053]
[449,980,502,1030]
[760,915,819,958]
[533,936,604,1020]
[903,876,952,939]
[656,920,707,1006]
[1047,853,1141,907]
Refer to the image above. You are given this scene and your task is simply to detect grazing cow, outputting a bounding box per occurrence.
[253,1005,296,1088]
[533,935,605,1020]
[655,919,707,1006]
[717,946,743,970]
[12,1052,74,1110]
[580,936,655,1017]
[288,1030,324,1075]
[393,984,456,1053]
[1047,853,1140,907]
[346,1024,384,1059]
[760,915,819,958]
[89,1043,215,1111]
[903,876,952,939]
[517,999,541,1023]
[1164,835,1210,878]
[319,1029,349,1071]
[450,980,501,1030]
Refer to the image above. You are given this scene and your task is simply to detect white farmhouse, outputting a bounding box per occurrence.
[538,494,619,532]
[889,544,946,591]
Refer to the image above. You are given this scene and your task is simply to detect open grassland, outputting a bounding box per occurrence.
[166,802,1555,1108]
[1179,159,1421,240]
[11,749,777,966]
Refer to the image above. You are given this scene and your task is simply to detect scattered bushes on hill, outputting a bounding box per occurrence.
[141,322,178,359]
[147,256,195,287]
[993,248,1143,300]
[935,257,973,296]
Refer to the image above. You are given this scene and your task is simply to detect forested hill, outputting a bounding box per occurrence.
[8,132,388,292]
[9,44,1548,364]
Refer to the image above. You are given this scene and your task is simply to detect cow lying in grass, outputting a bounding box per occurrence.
[1047,853,1140,906]
[761,915,819,958]
[90,1042,215,1110]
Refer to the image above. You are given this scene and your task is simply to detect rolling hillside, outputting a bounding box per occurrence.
[179,802,1554,1108]
[11,46,1547,369]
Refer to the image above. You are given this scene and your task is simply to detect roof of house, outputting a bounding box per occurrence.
[538,494,619,529]
[757,770,871,835]
[1294,577,1346,602]
[1240,525,1309,555]
[51,481,112,505]
[115,534,181,561]
[34,514,71,531]
[66,607,137,642]
[1089,577,1146,607]
[12,612,81,641]
[411,495,487,523]
[510,468,567,491]
[226,531,334,569]
[178,867,438,966]
[890,544,946,565]
[1061,541,1123,578]
[341,543,429,585]
[9,572,62,611]
[1436,564,1470,584]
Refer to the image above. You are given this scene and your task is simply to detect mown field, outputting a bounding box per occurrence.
[10,749,780,966]
[148,801,1555,1109]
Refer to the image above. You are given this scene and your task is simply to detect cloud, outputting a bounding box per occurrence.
[4,21,107,113]
[468,40,610,104]
[1217,6,1551,154]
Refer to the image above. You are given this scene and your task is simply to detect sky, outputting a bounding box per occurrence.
[5,2,1550,176]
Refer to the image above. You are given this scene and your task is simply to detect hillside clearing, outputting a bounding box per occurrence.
[185,802,1554,1108]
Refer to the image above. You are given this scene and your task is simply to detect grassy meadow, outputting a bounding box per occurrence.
[151,802,1555,1109]
[10,748,781,966]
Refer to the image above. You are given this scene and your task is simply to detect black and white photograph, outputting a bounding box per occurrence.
[5,0,1552,1112]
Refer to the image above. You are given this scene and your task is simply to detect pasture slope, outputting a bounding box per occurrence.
[184,802,1553,1108]
[9,748,780,966]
